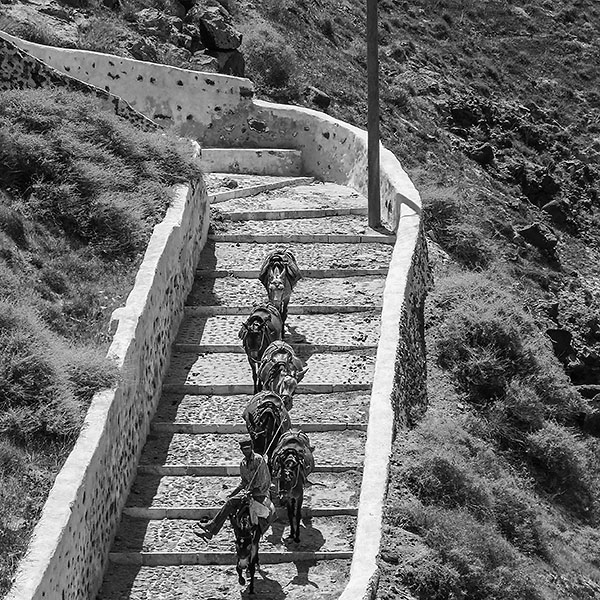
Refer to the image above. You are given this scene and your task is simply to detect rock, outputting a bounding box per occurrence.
[467,143,494,166]
[207,49,244,76]
[163,0,186,18]
[546,328,575,364]
[187,5,242,50]
[304,85,331,110]
[516,222,558,253]
[182,23,204,52]
[163,45,192,66]
[134,8,183,44]
[189,50,220,72]
[542,198,570,226]
[129,38,158,62]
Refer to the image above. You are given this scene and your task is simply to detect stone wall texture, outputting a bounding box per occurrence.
[7,180,210,600]
[1,34,429,600]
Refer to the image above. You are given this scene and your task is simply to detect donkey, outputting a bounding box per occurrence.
[242,391,291,461]
[230,495,262,594]
[239,304,283,393]
[258,249,302,327]
[271,430,314,542]
[257,341,308,411]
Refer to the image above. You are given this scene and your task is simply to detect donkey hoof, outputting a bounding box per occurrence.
[238,576,245,585]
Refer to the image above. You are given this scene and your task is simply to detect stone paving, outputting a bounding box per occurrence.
[98,176,391,599]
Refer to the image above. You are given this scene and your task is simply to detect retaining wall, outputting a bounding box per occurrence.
[7,178,210,600]
[1,34,429,600]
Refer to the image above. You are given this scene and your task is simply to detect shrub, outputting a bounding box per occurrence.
[76,16,130,54]
[526,422,596,517]
[243,24,299,91]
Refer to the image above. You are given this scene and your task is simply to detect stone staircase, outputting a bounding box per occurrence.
[97,169,394,599]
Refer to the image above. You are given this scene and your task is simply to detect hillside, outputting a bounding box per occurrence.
[1,0,600,598]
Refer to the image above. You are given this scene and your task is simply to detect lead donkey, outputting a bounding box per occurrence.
[258,249,302,327]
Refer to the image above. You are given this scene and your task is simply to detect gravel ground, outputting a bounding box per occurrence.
[153,392,370,425]
[204,174,302,194]
[175,312,381,347]
[138,431,366,468]
[98,560,351,600]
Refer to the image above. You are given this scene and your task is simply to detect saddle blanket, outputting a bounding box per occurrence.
[249,497,276,532]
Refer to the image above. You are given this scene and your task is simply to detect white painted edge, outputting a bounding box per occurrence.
[338,213,420,600]
[6,144,206,600]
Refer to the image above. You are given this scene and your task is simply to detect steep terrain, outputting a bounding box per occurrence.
[1,0,600,598]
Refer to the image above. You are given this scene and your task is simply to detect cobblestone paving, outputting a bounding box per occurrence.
[99,561,352,600]
[176,312,381,347]
[127,472,362,509]
[216,183,364,214]
[165,351,376,387]
[100,178,390,599]
[113,515,356,553]
[139,432,366,467]
[186,275,385,307]
[216,214,385,237]
[154,392,370,424]
[203,242,392,271]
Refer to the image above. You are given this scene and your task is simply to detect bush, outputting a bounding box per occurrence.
[0,301,117,443]
[526,422,597,516]
[243,24,299,91]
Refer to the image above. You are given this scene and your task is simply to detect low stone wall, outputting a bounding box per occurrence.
[0,30,253,138]
[0,35,158,131]
[7,178,210,600]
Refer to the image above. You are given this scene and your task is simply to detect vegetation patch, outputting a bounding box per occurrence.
[0,87,201,594]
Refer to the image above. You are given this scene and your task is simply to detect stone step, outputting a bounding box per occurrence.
[186,276,385,308]
[184,305,377,315]
[214,182,364,214]
[213,213,386,237]
[175,312,381,348]
[174,343,375,354]
[122,506,358,519]
[200,148,302,176]
[111,514,356,554]
[220,207,367,221]
[209,233,395,244]
[138,431,365,470]
[138,464,360,476]
[151,422,367,434]
[154,392,370,426]
[206,175,314,203]
[126,471,362,511]
[195,241,393,273]
[164,351,375,389]
[196,268,388,278]
[161,382,371,395]
[108,550,353,567]
[98,560,351,599]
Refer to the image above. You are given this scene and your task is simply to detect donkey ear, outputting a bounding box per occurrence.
[297,366,309,382]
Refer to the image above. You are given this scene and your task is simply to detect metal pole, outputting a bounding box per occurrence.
[367,0,381,229]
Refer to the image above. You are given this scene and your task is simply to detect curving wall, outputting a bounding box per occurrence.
[1,32,429,600]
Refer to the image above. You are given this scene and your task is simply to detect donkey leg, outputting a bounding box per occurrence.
[287,499,295,540]
[237,565,245,586]
[294,494,303,543]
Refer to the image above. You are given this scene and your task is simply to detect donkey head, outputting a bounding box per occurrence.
[239,313,272,360]
[267,265,287,304]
